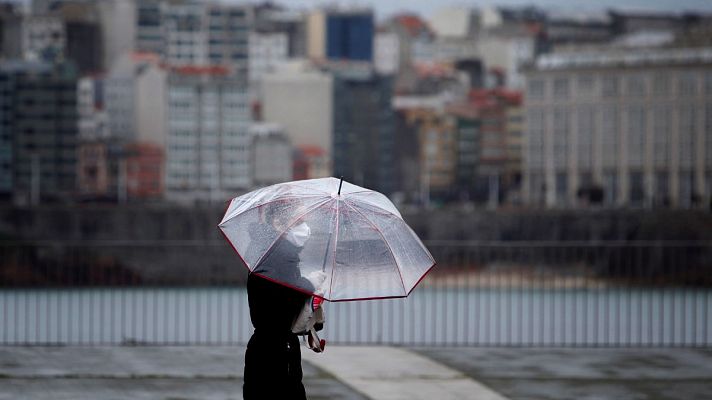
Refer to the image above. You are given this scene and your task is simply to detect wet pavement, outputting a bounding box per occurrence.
[1,346,711,399]
[0,346,365,400]
[414,347,712,400]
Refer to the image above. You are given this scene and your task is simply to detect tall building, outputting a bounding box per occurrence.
[135,0,163,55]
[468,88,523,205]
[331,65,396,194]
[135,0,250,75]
[0,60,79,204]
[523,48,712,209]
[57,2,104,74]
[165,65,251,204]
[307,8,374,62]
[261,60,333,175]
[447,103,480,201]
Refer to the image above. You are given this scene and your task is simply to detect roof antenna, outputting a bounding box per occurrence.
[338,176,344,196]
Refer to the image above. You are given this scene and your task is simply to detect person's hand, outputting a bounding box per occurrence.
[306,271,327,295]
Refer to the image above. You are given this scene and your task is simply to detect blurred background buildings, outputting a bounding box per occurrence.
[0,0,710,209]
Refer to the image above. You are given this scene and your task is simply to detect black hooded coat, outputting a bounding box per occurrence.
[243,234,314,400]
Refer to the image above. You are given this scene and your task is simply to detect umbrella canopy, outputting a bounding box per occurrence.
[218,177,435,301]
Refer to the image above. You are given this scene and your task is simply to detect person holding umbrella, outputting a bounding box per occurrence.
[219,177,434,398]
[242,207,324,400]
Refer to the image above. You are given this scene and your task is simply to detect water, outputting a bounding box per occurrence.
[1,287,710,346]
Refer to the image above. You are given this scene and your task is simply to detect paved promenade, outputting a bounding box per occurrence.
[1,345,711,399]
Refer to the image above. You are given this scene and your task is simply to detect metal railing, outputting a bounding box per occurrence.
[1,240,710,346]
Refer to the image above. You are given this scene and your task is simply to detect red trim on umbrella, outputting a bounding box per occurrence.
[406,262,437,297]
[217,227,253,274]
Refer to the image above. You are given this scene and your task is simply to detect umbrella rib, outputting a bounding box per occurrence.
[344,193,402,218]
[343,200,408,296]
[328,196,340,300]
[220,194,325,226]
[250,197,332,272]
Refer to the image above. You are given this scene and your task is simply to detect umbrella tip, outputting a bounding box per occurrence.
[338,176,344,196]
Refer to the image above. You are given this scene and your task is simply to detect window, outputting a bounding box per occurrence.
[602,76,619,98]
[601,107,619,168]
[527,79,545,100]
[627,106,646,168]
[653,105,671,167]
[630,171,644,205]
[577,75,595,95]
[556,172,568,205]
[678,72,697,96]
[577,107,594,169]
[603,171,618,205]
[627,75,646,97]
[553,78,569,99]
[553,108,568,169]
[655,172,669,203]
[678,106,695,168]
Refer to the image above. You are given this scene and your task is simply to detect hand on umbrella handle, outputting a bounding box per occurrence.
[307,327,325,353]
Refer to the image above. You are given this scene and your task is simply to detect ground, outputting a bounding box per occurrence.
[1,346,711,400]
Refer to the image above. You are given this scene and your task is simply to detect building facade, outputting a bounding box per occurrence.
[307,8,374,62]
[248,30,288,99]
[165,66,251,204]
[135,1,250,76]
[261,60,333,174]
[0,60,78,204]
[523,48,712,208]
[331,66,395,195]
[105,52,167,145]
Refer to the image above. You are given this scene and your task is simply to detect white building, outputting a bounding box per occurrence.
[136,1,250,76]
[249,123,292,186]
[478,31,535,89]
[248,30,288,99]
[374,31,399,75]
[523,47,712,209]
[428,6,479,39]
[165,66,251,204]
[104,52,167,146]
[261,60,333,175]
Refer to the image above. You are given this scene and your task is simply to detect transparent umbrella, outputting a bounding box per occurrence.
[218,177,435,301]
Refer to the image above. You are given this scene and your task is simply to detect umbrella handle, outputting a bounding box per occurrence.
[307,327,325,353]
